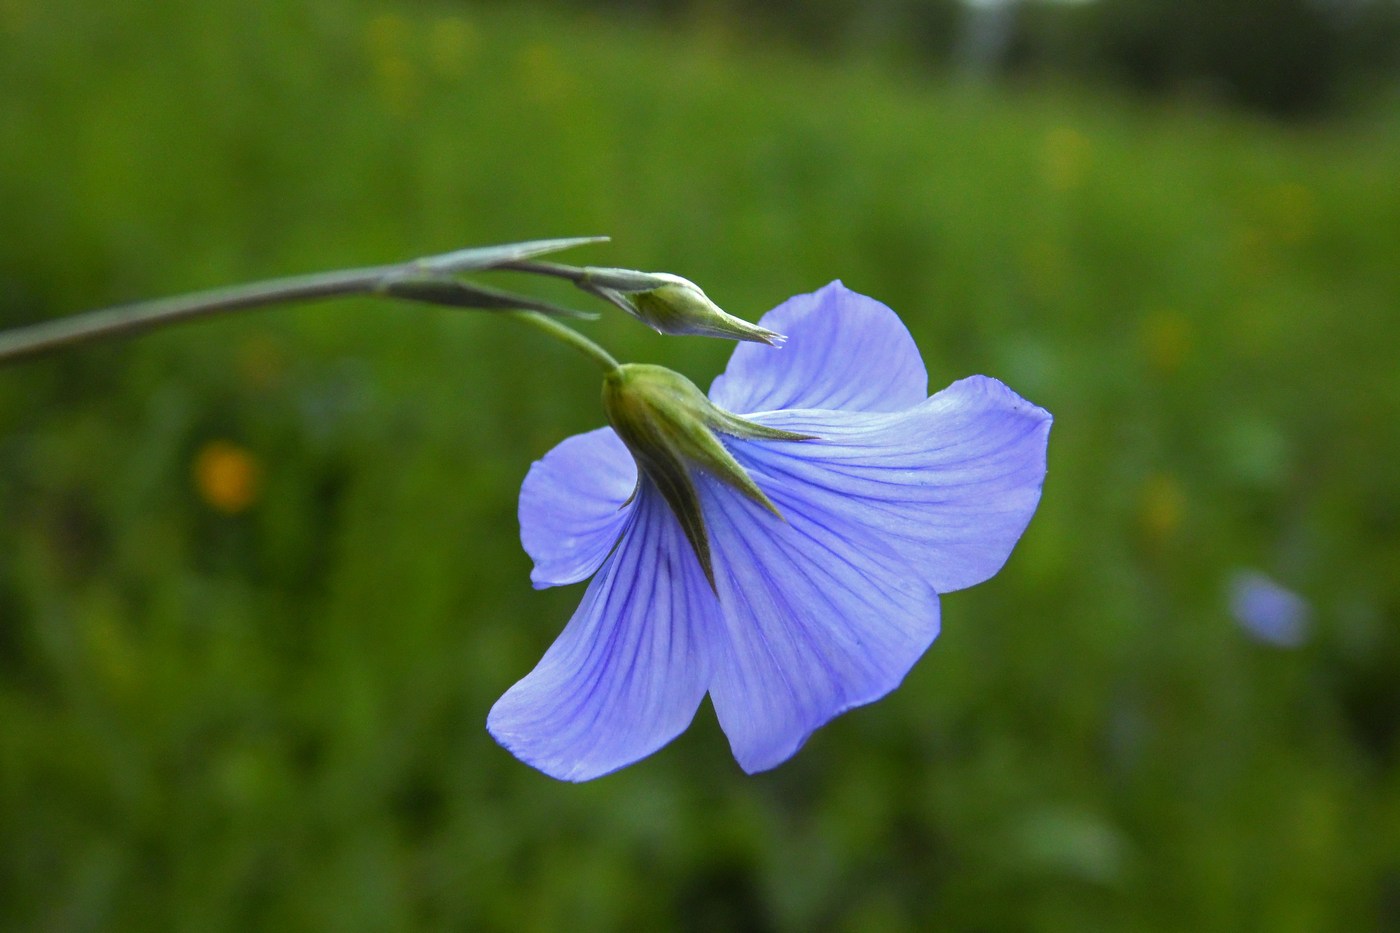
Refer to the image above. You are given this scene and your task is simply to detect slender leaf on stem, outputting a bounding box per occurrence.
[377,275,596,318]
[413,237,610,275]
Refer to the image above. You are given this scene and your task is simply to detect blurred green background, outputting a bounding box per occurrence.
[3,0,1399,929]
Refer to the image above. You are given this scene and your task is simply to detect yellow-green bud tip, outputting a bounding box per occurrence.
[584,269,785,345]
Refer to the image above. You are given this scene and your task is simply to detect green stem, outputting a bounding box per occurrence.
[0,265,401,365]
[0,238,615,367]
[510,311,620,373]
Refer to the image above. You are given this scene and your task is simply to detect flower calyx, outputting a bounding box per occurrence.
[581,268,785,345]
[602,363,811,589]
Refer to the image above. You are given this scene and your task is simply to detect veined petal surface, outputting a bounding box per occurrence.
[699,375,1048,772]
[498,281,1054,781]
[737,375,1051,594]
[699,472,941,774]
[518,427,637,589]
[489,487,716,782]
[709,281,928,415]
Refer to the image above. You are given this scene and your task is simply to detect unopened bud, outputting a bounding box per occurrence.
[582,270,784,345]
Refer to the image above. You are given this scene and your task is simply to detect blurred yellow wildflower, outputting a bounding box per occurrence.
[1266,182,1316,245]
[1139,310,1192,376]
[1232,182,1315,280]
[1,0,34,35]
[429,16,478,80]
[365,12,420,114]
[194,441,263,515]
[1230,226,1270,281]
[365,11,409,61]
[85,607,137,695]
[1138,472,1184,546]
[1043,127,1093,192]
[518,42,570,104]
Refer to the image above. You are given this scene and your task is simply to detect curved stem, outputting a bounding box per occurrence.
[0,266,399,365]
[510,311,620,373]
[0,237,610,367]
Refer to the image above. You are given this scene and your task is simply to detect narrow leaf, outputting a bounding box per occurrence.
[378,276,597,318]
[414,237,610,274]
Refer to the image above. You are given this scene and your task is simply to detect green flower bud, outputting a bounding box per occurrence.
[582,269,784,345]
[602,364,812,589]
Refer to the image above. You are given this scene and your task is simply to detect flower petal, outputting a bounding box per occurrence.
[699,472,942,774]
[699,375,1049,773]
[708,282,928,415]
[489,487,716,781]
[518,427,637,589]
[734,375,1052,594]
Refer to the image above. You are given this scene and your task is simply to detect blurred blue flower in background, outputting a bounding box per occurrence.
[1229,570,1312,648]
[489,283,1052,781]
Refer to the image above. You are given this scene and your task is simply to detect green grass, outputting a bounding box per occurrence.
[2,1,1398,929]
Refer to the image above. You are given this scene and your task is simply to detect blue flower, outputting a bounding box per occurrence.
[1228,570,1311,648]
[490,282,1052,781]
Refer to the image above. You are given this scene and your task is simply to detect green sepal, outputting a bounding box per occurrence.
[602,364,814,590]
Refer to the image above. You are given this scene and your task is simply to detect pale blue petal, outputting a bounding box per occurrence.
[700,472,941,774]
[734,375,1052,594]
[518,427,637,589]
[708,281,928,415]
[1228,570,1311,648]
[699,375,1049,773]
[489,487,716,781]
